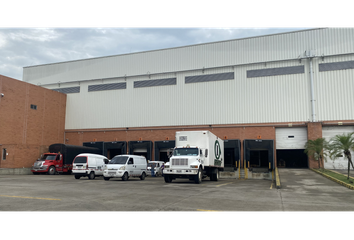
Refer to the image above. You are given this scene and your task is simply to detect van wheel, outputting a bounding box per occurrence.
[122,172,128,181]
[104,177,110,181]
[88,171,95,180]
[74,175,81,179]
[194,168,202,184]
[48,166,56,175]
[140,172,146,180]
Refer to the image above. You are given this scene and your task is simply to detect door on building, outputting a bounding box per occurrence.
[224,139,241,171]
[322,126,354,169]
[154,141,175,162]
[128,141,152,161]
[133,148,147,159]
[275,127,308,168]
[243,140,274,171]
[250,150,269,168]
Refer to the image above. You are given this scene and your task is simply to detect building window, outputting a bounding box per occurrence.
[2,148,6,160]
[30,104,37,110]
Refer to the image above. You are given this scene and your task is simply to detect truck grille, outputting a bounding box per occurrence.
[171,158,188,166]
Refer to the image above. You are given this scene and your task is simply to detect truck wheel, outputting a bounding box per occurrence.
[164,176,172,183]
[212,169,219,181]
[104,177,110,181]
[122,172,128,181]
[88,171,95,180]
[140,172,146,180]
[74,175,81,179]
[194,168,202,184]
[48,166,56,175]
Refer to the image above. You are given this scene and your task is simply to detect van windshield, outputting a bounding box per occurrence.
[109,156,129,164]
[173,148,198,156]
[74,156,87,164]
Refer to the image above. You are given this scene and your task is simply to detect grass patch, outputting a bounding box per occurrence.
[317,169,354,186]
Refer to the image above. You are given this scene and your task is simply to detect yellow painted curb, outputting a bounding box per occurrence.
[275,167,281,189]
[310,168,354,190]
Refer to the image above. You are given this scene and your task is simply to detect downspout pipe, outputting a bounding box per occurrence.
[309,57,316,122]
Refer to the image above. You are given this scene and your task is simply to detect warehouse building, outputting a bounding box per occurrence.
[19,28,354,172]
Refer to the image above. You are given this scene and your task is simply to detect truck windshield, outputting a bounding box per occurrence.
[41,155,56,160]
[109,156,129,164]
[173,148,198,156]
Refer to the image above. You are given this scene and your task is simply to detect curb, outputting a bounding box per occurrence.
[310,168,354,190]
[275,167,281,189]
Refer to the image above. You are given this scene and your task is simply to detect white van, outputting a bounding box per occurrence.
[147,161,165,176]
[72,153,109,180]
[103,155,147,181]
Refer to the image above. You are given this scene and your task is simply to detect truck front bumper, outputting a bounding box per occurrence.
[31,166,48,173]
[163,169,198,175]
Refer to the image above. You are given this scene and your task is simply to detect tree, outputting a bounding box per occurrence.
[304,138,328,169]
[328,132,354,180]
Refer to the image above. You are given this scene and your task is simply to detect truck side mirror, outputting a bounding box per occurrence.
[205,149,208,157]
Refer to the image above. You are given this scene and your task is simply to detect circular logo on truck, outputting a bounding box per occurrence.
[214,140,221,160]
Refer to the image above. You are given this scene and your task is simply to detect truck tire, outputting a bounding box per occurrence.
[164,175,172,183]
[74,175,81,179]
[211,169,219,181]
[88,171,95,180]
[194,167,202,184]
[104,177,110,181]
[122,172,128,181]
[48,166,56,175]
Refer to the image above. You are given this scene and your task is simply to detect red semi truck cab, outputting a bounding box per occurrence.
[31,152,69,175]
[31,144,101,175]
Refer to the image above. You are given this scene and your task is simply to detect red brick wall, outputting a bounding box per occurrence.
[307,122,323,169]
[0,75,66,168]
[65,125,277,167]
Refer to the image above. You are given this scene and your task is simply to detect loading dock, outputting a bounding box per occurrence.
[275,128,308,168]
[83,141,104,155]
[244,139,274,170]
[277,149,308,168]
[128,141,153,161]
[104,141,127,159]
[224,139,241,171]
[154,140,175,162]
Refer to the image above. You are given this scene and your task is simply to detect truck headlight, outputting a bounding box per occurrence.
[119,166,125,170]
[164,165,169,169]
[190,165,199,169]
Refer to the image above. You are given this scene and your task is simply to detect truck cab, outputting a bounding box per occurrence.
[31,153,63,175]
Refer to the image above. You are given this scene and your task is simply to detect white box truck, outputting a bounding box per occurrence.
[163,131,224,184]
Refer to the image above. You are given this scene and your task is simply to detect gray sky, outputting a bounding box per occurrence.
[0,28,311,80]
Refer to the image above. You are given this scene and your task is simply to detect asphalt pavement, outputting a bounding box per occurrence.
[0,169,354,211]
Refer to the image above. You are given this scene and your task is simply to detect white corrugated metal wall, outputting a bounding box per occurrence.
[24,28,354,85]
[22,28,354,129]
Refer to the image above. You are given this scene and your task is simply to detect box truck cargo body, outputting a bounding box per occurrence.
[163,131,224,184]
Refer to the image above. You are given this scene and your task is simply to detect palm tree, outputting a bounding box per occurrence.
[304,138,328,170]
[328,132,354,180]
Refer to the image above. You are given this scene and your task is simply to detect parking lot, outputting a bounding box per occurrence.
[0,169,353,211]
